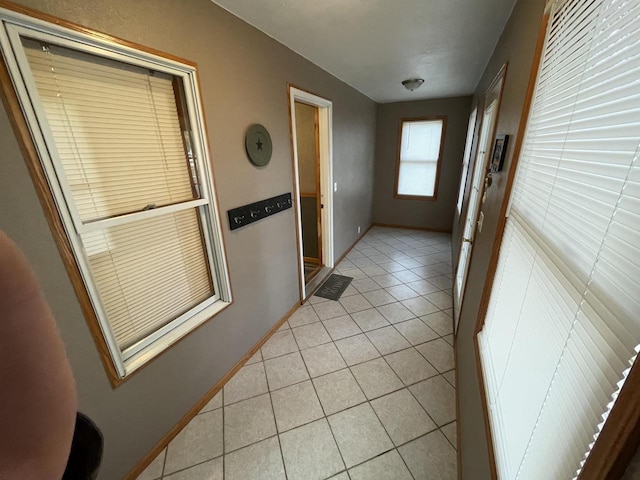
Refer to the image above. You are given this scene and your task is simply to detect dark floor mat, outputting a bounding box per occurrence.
[314,274,353,300]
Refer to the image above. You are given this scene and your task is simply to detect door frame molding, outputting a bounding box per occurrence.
[454,63,507,326]
[287,84,334,300]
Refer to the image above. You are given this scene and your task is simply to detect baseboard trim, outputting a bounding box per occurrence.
[336,224,373,265]
[372,222,452,234]
[123,301,300,480]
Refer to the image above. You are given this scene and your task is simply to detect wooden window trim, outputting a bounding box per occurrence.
[393,115,447,201]
[0,0,233,388]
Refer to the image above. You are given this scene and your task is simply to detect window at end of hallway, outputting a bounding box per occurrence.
[0,9,231,383]
[395,117,446,200]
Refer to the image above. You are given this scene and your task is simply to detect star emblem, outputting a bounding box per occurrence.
[256,139,264,151]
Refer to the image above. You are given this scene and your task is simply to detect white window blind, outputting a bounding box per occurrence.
[478,0,640,478]
[24,40,197,222]
[22,39,217,354]
[1,22,231,377]
[397,118,445,197]
[457,108,478,214]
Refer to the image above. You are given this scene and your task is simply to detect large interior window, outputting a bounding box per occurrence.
[478,0,640,477]
[395,117,446,199]
[0,12,231,379]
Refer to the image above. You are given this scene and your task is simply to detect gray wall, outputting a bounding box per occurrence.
[0,0,376,478]
[451,0,545,478]
[372,97,472,231]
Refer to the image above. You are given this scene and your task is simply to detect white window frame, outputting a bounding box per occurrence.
[456,107,478,216]
[0,8,232,379]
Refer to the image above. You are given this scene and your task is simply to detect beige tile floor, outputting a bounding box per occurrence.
[137,226,457,480]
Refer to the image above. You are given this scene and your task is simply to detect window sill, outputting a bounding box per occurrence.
[394,193,438,201]
[122,299,232,378]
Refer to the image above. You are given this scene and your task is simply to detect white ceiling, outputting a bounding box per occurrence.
[211,0,518,103]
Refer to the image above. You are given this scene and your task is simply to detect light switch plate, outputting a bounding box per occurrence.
[478,211,485,233]
[334,182,338,192]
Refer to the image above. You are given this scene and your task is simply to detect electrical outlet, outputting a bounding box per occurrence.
[358,226,361,234]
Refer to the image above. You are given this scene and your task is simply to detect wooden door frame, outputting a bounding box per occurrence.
[287,84,334,301]
[314,106,323,265]
[454,63,507,326]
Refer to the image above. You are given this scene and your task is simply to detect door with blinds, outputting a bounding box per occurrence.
[454,102,496,315]
[477,0,640,478]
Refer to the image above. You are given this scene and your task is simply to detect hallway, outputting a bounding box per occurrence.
[138,226,456,480]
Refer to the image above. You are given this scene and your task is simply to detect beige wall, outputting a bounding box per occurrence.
[451,0,545,478]
[372,97,472,231]
[0,0,376,478]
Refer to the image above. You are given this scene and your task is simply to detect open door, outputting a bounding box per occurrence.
[453,65,507,329]
[288,86,334,300]
[294,101,323,283]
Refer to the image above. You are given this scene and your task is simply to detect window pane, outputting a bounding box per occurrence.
[400,120,443,162]
[23,39,196,222]
[398,119,443,196]
[397,161,437,197]
[83,208,213,350]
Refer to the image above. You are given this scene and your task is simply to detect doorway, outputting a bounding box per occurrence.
[453,66,506,329]
[288,86,334,300]
[294,101,322,282]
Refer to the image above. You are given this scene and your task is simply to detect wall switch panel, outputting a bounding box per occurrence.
[227,193,292,231]
[478,211,485,233]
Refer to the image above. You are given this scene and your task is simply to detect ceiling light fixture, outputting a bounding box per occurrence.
[402,78,424,91]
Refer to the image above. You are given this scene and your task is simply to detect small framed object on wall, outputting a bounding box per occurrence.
[245,124,273,167]
[490,134,509,172]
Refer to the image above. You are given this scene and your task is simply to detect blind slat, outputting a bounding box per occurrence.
[83,208,213,349]
[24,39,197,222]
[479,0,640,478]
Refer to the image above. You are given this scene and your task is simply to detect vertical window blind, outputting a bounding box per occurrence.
[22,39,216,353]
[396,118,445,197]
[478,0,640,479]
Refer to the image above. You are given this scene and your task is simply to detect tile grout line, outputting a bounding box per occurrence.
[288,322,352,477]
[153,228,454,479]
[160,440,167,480]
[324,300,416,477]
[346,240,456,477]
[260,351,289,480]
[221,388,225,480]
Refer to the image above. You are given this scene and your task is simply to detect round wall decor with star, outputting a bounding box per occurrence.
[245,124,273,167]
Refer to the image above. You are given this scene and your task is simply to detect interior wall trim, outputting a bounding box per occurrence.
[371,222,452,234]
[123,301,300,480]
[457,61,508,331]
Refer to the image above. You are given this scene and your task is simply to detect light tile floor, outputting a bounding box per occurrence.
[137,227,457,480]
